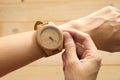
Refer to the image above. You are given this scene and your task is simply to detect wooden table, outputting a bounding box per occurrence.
[0,0,120,80]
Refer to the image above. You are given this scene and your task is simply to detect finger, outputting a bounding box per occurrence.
[62,52,66,64]
[64,32,78,61]
[76,42,85,59]
[63,29,97,50]
[62,52,66,71]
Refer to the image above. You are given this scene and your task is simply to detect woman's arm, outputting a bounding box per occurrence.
[59,6,120,52]
[0,31,46,77]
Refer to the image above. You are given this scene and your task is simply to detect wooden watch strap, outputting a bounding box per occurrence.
[34,21,63,56]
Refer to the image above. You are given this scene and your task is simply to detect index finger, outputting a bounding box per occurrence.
[63,32,78,61]
[63,29,97,50]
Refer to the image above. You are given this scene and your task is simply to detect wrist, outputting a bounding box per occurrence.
[31,31,47,57]
[58,20,81,30]
[28,31,46,59]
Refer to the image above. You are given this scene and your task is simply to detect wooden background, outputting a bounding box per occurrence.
[0,0,120,80]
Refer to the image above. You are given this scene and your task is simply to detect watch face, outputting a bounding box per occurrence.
[38,26,62,50]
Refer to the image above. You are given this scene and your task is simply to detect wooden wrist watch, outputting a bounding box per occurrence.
[34,21,63,56]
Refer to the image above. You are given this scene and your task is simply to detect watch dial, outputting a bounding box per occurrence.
[39,26,61,49]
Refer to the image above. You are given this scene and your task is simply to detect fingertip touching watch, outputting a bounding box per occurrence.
[34,21,63,56]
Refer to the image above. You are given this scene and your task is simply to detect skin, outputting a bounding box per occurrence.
[0,30,101,79]
[59,6,120,52]
[62,29,101,80]
[0,31,46,77]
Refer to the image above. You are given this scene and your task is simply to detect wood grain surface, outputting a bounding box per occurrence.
[0,0,120,80]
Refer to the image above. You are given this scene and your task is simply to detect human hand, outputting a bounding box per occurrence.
[62,29,101,80]
[85,6,120,52]
[59,6,120,52]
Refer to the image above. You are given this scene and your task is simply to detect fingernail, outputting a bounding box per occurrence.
[63,32,71,39]
[63,32,74,44]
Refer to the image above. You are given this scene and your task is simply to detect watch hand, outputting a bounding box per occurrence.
[49,36,54,42]
[49,36,58,43]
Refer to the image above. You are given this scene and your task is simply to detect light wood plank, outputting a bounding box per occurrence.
[1,66,64,80]
[0,0,20,4]
[0,23,34,36]
[0,25,3,36]
[0,0,73,4]
[0,22,64,36]
[0,3,98,21]
[97,66,120,80]
[0,0,120,21]
[99,50,120,65]
[29,51,120,66]
[0,0,119,4]
[0,65,120,80]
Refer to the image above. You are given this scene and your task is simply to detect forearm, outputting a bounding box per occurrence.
[0,31,45,77]
[59,6,120,52]
[59,17,108,51]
